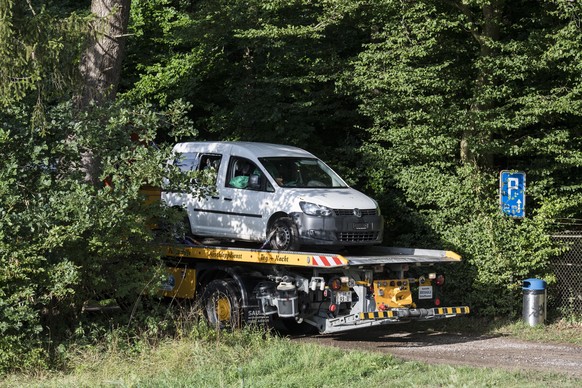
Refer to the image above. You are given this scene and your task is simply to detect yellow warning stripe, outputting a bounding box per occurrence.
[359,311,397,320]
[163,245,349,268]
[359,306,470,321]
[435,306,470,315]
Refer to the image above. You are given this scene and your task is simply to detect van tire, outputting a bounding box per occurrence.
[270,217,300,251]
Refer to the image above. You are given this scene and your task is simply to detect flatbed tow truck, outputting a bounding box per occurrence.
[160,241,470,334]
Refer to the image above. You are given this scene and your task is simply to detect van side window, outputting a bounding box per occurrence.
[227,157,263,190]
[199,154,221,172]
[174,152,221,186]
[174,152,199,171]
[199,153,221,185]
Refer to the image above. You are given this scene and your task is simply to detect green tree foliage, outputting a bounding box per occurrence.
[0,99,201,372]
[121,0,368,175]
[346,0,582,314]
[0,0,88,109]
[0,1,205,372]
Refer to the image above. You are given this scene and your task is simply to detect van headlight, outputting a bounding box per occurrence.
[300,201,333,217]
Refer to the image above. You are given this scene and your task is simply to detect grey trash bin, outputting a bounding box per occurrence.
[522,278,547,326]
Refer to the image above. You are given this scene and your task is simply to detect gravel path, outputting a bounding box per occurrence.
[292,326,582,378]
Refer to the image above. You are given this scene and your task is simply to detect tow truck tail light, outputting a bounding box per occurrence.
[329,278,342,291]
[435,297,441,306]
[435,275,445,286]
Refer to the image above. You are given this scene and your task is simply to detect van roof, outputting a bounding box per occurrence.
[173,141,315,158]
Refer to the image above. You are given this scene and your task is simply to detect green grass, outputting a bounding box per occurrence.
[2,322,581,388]
[492,318,582,345]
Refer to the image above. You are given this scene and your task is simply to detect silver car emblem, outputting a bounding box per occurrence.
[353,208,362,217]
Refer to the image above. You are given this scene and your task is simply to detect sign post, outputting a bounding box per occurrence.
[500,171,526,218]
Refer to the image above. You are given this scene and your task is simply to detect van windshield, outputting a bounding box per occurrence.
[259,157,348,188]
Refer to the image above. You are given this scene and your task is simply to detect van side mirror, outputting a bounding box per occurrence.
[248,174,261,190]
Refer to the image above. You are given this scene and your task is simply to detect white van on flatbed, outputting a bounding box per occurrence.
[162,142,384,250]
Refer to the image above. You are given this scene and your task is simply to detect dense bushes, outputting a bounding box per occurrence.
[0,100,200,372]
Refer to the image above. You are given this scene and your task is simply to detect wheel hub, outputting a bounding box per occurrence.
[275,226,290,246]
[216,296,231,321]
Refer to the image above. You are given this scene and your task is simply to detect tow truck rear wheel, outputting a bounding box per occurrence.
[269,217,300,251]
[200,279,242,330]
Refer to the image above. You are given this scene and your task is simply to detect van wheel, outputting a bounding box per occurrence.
[270,217,300,251]
[200,279,242,330]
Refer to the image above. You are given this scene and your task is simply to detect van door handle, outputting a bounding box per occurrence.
[224,197,232,201]
[211,196,219,199]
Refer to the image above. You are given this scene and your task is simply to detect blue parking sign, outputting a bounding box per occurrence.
[500,171,526,218]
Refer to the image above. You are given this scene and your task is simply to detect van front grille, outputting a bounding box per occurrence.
[333,209,378,217]
[337,231,379,242]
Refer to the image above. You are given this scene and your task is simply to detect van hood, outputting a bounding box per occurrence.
[287,188,378,210]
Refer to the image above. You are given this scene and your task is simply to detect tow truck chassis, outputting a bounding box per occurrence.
[161,243,470,334]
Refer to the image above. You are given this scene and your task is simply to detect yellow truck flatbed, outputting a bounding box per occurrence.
[163,244,462,268]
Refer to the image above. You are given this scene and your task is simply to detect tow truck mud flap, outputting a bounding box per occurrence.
[319,306,470,334]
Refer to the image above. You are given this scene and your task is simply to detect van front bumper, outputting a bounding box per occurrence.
[291,212,384,246]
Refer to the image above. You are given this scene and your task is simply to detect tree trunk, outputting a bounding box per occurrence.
[78,0,131,185]
[79,0,131,107]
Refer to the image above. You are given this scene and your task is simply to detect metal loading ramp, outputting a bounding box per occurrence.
[343,246,462,266]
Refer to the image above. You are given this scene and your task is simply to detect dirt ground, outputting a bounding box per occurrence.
[292,324,582,378]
